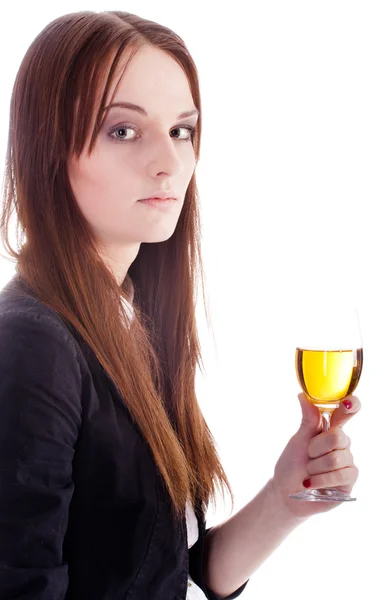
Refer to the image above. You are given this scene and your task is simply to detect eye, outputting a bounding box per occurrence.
[109,125,138,143]
[170,125,196,142]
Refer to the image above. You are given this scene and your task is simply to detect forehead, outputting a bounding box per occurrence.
[107,45,194,115]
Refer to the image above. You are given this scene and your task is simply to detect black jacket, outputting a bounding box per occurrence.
[0,275,249,600]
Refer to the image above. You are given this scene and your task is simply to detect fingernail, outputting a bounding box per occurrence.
[343,400,352,410]
[303,479,311,488]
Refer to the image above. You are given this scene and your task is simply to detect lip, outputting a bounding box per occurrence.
[138,197,177,210]
[138,193,176,201]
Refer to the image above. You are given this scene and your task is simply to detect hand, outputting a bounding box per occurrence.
[271,393,360,519]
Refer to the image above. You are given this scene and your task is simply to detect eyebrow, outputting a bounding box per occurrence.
[102,101,199,120]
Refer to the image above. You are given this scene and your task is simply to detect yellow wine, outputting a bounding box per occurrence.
[296,348,363,404]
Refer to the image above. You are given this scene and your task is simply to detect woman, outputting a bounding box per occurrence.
[0,10,360,600]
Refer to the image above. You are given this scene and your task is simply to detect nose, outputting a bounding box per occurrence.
[145,134,186,178]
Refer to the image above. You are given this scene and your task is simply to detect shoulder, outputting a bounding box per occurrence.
[0,274,80,356]
[0,275,87,411]
[0,276,84,451]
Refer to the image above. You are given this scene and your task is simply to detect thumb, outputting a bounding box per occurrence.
[297,392,322,438]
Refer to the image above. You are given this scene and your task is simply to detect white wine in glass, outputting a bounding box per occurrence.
[289,307,363,503]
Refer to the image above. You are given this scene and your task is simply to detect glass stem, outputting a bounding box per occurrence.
[320,410,331,432]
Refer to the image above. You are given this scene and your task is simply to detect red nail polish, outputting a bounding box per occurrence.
[303,479,311,488]
[343,400,352,410]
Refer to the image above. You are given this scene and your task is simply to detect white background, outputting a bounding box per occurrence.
[1,2,376,598]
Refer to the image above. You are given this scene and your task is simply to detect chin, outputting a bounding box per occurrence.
[141,231,174,244]
[141,229,177,243]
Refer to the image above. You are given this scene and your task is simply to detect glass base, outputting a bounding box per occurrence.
[289,488,356,502]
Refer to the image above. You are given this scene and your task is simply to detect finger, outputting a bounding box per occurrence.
[330,395,361,429]
[297,393,322,436]
[307,449,354,476]
[303,466,359,490]
[308,427,350,459]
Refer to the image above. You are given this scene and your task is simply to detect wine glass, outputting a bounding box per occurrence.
[289,306,363,502]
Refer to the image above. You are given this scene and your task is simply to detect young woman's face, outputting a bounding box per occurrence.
[68,45,198,280]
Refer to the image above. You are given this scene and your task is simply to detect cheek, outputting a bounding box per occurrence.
[186,153,197,179]
[69,157,132,225]
[173,149,196,188]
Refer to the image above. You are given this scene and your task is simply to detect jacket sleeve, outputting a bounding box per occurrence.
[189,520,249,600]
[203,527,249,600]
[0,310,82,600]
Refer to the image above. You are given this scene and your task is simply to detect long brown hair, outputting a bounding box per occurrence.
[0,10,234,523]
